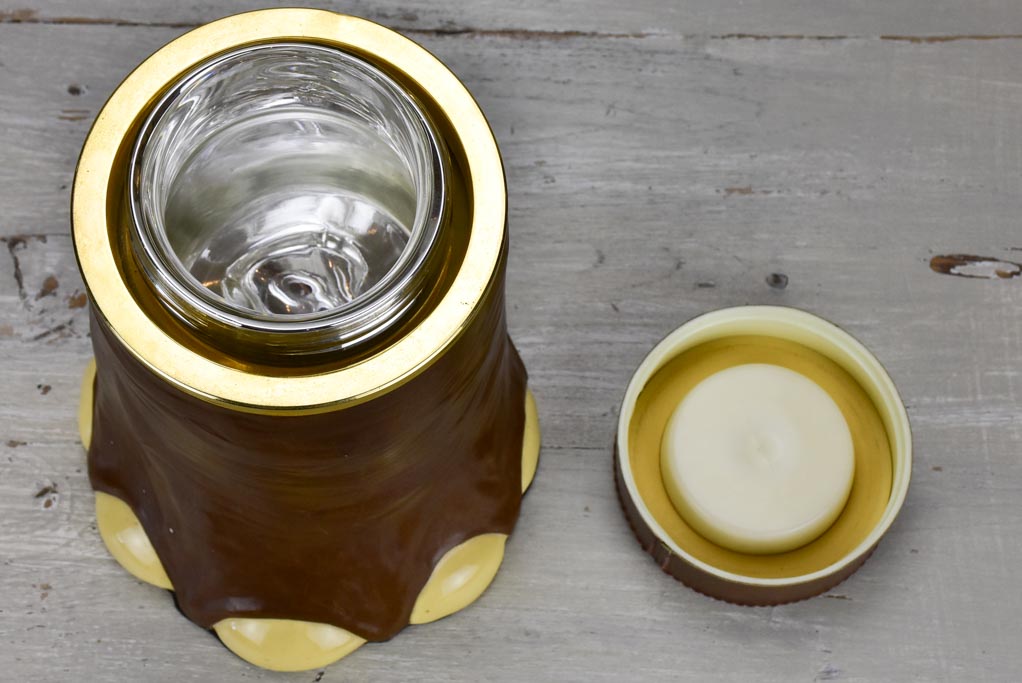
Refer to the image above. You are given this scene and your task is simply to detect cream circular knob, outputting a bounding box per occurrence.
[660,363,855,555]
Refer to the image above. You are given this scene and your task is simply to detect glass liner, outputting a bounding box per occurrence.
[129,42,446,355]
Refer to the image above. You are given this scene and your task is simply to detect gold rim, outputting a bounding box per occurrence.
[72,9,506,413]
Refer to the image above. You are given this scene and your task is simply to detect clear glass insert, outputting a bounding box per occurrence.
[130,43,445,356]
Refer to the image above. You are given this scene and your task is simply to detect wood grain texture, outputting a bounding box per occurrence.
[4,0,1022,36]
[1,4,1021,681]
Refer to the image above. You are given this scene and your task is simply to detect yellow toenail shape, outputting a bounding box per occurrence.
[95,491,173,590]
[214,618,366,672]
[521,389,540,493]
[79,359,96,450]
[409,533,507,625]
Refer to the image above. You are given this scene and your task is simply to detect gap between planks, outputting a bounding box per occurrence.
[4,10,1022,43]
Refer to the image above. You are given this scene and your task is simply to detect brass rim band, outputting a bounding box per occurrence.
[72,9,506,413]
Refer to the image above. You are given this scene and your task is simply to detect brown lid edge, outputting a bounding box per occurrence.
[612,447,877,606]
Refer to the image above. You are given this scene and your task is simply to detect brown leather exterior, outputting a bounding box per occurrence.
[86,272,527,642]
[613,449,875,606]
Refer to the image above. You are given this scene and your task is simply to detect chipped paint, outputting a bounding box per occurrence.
[929,254,1022,279]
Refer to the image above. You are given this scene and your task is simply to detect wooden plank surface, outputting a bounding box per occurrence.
[5,0,1022,36]
[1,3,1021,681]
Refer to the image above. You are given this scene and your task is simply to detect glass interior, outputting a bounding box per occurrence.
[130,42,445,354]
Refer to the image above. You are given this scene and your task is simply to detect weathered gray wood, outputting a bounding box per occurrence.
[2,7,1022,683]
[5,0,1022,36]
